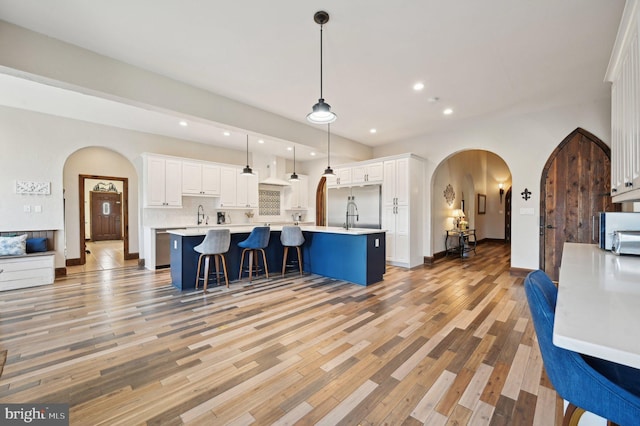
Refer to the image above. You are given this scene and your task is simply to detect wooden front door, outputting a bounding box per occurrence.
[90,191,122,241]
[540,128,618,281]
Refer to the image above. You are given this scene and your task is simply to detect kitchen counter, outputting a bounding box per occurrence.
[167,225,386,290]
[555,243,640,369]
[167,225,385,237]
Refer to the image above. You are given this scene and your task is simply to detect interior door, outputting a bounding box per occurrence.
[540,128,618,281]
[91,191,122,241]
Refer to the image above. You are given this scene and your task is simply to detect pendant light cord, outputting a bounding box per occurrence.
[319,23,324,99]
[327,123,331,167]
[246,135,249,166]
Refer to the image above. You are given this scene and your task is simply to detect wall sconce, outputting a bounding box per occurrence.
[499,183,505,204]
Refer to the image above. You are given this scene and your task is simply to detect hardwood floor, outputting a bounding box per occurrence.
[66,240,138,274]
[0,242,563,425]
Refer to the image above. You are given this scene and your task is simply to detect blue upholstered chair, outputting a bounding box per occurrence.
[524,270,640,426]
[238,226,270,282]
[194,229,231,290]
[281,226,305,276]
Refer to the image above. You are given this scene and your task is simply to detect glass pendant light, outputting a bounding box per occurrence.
[307,11,337,124]
[323,123,335,176]
[240,135,254,175]
[289,146,300,181]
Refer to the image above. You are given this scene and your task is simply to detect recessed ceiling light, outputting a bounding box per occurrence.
[413,82,425,91]
[287,147,293,151]
[258,139,265,144]
[179,120,188,127]
[443,108,453,115]
[311,152,316,156]
[370,128,377,134]
[223,131,231,136]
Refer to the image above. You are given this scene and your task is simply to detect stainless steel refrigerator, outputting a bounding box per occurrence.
[327,185,382,229]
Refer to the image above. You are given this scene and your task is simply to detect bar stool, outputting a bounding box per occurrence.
[238,226,270,282]
[194,229,231,290]
[281,225,304,276]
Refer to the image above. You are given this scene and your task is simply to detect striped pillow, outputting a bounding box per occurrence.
[0,234,27,256]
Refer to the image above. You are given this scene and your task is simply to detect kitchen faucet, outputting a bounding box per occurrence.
[197,204,205,226]
[345,196,359,230]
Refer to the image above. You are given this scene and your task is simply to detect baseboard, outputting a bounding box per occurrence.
[66,258,82,266]
[510,267,534,277]
[125,252,139,260]
[424,251,447,265]
[55,267,66,278]
[477,238,507,244]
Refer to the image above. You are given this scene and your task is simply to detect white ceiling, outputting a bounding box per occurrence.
[0,0,626,155]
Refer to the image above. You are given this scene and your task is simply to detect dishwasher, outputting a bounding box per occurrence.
[155,229,171,268]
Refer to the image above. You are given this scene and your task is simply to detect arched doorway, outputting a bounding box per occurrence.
[63,147,139,270]
[431,150,512,257]
[539,127,619,281]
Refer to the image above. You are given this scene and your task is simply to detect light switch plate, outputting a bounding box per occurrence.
[23,205,31,213]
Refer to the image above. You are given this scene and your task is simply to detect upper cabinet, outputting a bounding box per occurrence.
[182,161,221,196]
[143,154,182,207]
[218,166,259,208]
[284,174,309,209]
[327,162,383,187]
[352,162,383,184]
[607,2,640,202]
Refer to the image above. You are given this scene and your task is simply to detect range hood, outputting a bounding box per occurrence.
[259,157,290,186]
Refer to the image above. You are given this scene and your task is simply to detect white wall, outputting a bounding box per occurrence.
[0,105,259,268]
[374,99,612,270]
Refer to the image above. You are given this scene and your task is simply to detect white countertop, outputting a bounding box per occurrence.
[167,225,385,237]
[554,243,640,369]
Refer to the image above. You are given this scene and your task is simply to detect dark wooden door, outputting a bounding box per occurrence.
[540,128,619,281]
[91,191,122,241]
[504,187,512,243]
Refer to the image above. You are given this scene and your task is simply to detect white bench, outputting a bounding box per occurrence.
[0,231,56,291]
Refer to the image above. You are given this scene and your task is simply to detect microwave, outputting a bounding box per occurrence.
[598,212,640,250]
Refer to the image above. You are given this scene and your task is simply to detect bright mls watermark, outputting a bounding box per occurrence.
[1,404,68,425]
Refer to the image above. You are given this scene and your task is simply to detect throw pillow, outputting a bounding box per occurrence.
[26,237,48,253]
[0,234,28,256]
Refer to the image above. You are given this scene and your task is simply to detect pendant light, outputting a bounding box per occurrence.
[322,123,335,176]
[289,146,300,181]
[307,11,337,124]
[241,135,254,175]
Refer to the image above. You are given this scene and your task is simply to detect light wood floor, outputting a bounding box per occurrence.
[67,240,138,274]
[0,242,563,425]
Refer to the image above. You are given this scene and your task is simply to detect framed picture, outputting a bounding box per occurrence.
[478,194,486,214]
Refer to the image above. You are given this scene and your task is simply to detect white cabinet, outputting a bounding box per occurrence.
[608,6,640,202]
[352,162,383,184]
[144,154,182,207]
[182,161,220,196]
[286,174,308,209]
[335,168,352,186]
[219,166,238,207]
[382,156,422,268]
[218,167,258,208]
[238,171,259,208]
[0,254,54,291]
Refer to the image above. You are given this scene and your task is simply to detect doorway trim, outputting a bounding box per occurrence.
[78,174,133,265]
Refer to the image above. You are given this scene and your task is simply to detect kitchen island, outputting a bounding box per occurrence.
[167,225,386,290]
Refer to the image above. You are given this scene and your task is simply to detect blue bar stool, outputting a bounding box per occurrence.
[194,229,230,290]
[525,270,640,426]
[238,226,270,282]
[281,225,304,276]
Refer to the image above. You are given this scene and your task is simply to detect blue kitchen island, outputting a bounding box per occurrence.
[167,226,386,290]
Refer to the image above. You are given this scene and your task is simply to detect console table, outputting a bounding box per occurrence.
[445,229,477,258]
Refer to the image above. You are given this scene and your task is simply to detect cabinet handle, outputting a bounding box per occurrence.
[0,269,3,274]
[612,188,618,193]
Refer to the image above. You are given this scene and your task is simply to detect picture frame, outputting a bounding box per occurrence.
[477,194,486,214]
